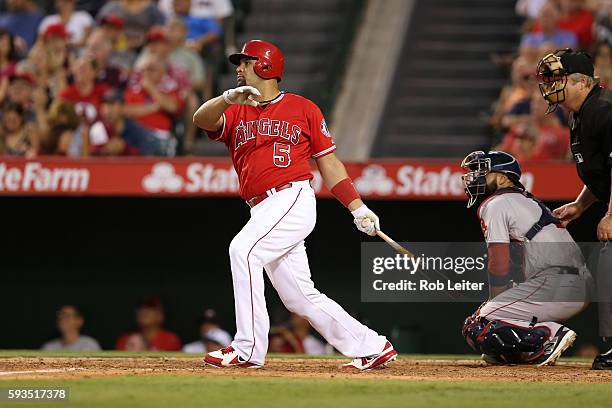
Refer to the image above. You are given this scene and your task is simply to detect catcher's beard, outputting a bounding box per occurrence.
[485,178,499,197]
[237,77,246,86]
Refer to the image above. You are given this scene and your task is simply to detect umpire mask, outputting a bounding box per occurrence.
[537,51,568,114]
[537,49,595,114]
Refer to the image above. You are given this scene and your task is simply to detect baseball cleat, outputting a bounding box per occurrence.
[203,346,262,369]
[592,347,612,370]
[534,326,577,367]
[341,341,398,371]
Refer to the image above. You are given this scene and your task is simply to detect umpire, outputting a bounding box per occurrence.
[536,48,612,370]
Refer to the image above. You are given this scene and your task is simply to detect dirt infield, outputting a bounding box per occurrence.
[1,357,611,383]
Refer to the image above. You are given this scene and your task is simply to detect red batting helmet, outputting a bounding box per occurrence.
[229,40,284,82]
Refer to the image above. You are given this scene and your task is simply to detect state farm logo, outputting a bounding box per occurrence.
[142,162,240,194]
[355,165,535,197]
[354,165,394,195]
[395,165,465,196]
[0,162,89,192]
[142,162,183,193]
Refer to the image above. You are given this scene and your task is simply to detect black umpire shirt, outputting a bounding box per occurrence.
[568,85,612,203]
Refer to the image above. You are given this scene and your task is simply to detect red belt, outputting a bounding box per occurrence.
[246,183,293,208]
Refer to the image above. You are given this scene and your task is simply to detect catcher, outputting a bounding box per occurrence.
[460,150,592,365]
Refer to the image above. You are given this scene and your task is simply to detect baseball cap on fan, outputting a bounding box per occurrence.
[100,14,124,29]
[43,23,69,39]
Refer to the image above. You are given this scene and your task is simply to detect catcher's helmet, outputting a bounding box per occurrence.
[460,150,524,208]
[229,40,284,82]
[536,48,594,114]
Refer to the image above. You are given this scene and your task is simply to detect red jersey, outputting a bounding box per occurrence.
[116,329,182,351]
[532,10,594,48]
[59,83,110,123]
[208,92,336,199]
[124,85,184,132]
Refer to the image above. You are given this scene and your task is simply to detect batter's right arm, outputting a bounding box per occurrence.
[193,95,229,131]
[193,86,261,131]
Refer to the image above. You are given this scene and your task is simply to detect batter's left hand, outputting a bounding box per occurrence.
[351,205,380,236]
[597,213,612,241]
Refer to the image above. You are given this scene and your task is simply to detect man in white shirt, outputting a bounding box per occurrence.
[41,305,101,351]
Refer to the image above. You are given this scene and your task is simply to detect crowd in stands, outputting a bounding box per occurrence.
[490,0,610,161]
[40,298,331,354]
[0,0,238,157]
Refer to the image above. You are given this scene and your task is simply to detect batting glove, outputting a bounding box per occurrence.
[351,204,380,236]
[223,86,261,107]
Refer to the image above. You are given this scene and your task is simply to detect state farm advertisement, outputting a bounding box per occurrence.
[0,157,582,200]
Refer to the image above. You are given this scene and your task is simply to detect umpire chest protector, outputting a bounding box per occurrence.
[569,86,612,204]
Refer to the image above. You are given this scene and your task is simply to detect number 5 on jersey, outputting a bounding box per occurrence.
[273,142,291,168]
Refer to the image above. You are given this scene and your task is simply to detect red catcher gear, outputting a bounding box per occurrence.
[229,40,285,82]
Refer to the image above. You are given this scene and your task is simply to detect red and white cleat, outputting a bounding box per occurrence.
[341,341,398,371]
[203,346,262,369]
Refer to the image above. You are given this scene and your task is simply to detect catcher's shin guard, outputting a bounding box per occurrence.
[462,315,551,363]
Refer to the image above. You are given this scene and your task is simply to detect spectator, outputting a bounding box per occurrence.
[594,41,612,89]
[521,1,578,55]
[171,0,222,55]
[98,14,137,75]
[97,0,165,51]
[136,27,191,94]
[124,54,184,156]
[489,57,537,131]
[41,305,101,351]
[182,309,232,353]
[33,23,72,98]
[557,0,594,49]
[594,0,612,45]
[38,0,94,47]
[4,72,38,122]
[89,88,161,155]
[85,30,128,89]
[0,102,38,157]
[40,100,85,156]
[166,18,208,151]
[166,18,205,93]
[116,297,181,351]
[516,0,548,19]
[269,313,332,355]
[496,90,570,161]
[158,0,234,21]
[0,29,18,79]
[59,54,110,126]
[0,0,44,50]
[0,29,18,103]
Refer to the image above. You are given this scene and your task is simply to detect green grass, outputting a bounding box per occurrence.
[2,375,611,408]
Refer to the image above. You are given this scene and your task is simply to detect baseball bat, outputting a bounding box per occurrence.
[376,230,414,257]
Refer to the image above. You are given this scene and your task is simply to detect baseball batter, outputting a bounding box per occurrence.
[460,151,592,365]
[193,40,397,370]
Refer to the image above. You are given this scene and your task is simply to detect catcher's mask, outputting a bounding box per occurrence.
[461,150,524,208]
[537,48,595,114]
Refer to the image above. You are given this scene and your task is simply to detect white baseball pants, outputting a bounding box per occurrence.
[228,181,387,365]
